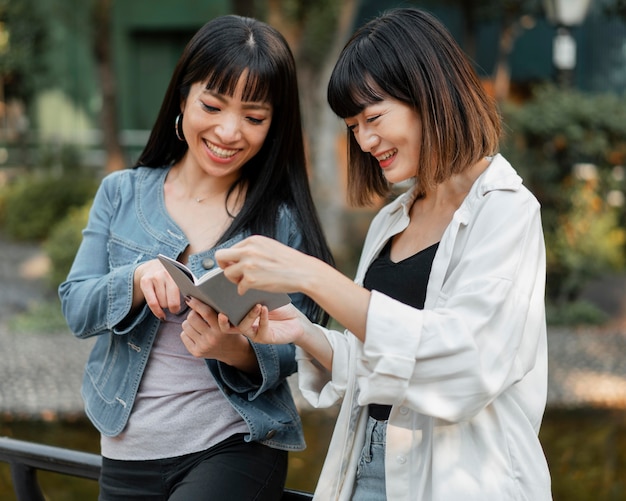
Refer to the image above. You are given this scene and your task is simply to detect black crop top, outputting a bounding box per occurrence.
[363,239,439,421]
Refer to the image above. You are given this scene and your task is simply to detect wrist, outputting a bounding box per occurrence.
[222,335,260,374]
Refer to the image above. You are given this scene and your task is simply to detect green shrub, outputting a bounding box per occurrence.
[44,202,91,290]
[2,171,97,242]
[546,300,609,327]
[501,85,626,313]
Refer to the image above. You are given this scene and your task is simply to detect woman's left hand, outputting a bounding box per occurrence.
[181,297,259,373]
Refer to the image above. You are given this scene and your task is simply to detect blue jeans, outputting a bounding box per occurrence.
[99,433,288,501]
[352,416,387,501]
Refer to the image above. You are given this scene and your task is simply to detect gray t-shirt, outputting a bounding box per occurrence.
[101,307,247,460]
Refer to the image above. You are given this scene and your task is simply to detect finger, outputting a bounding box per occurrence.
[187,309,212,331]
[257,305,270,337]
[143,285,166,321]
[236,304,262,333]
[180,329,196,349]
[186,296,213,315]
[214,247,242,269]
[244,306,269,344]
[165,280,182,314]
[186,297,218,322]
[217,312,237,333]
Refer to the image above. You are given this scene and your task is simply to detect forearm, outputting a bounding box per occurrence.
[293,309,334,371]
[297,256,371,343]
[219,335,262,375]
[131,265,147,311]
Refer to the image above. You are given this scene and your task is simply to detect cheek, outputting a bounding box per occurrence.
[248,128,271,152]
[183,109,207,134]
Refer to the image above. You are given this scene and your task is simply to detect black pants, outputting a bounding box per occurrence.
[99,434,288,501]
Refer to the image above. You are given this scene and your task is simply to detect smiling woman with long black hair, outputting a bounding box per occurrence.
[59,15,333,501]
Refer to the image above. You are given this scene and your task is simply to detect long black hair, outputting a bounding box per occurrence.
[136,15,334,324]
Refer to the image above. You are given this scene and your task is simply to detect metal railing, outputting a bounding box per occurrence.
[0,436,313,501]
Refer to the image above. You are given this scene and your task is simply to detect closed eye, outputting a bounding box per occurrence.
[201,102,219,113]
[246,116,266,125]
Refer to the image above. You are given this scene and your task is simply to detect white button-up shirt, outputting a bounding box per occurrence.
[297,155,552,500]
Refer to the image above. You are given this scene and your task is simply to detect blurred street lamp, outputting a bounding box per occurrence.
[543,0,593,87]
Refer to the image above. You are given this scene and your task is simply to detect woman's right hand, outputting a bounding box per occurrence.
[133,259,183,320]
[215,235,316,296]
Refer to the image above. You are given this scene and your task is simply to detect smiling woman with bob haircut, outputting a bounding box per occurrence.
[210,7,552,501]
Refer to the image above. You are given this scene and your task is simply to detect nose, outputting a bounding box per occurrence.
[355,127,379,153]
[215,114,242,143]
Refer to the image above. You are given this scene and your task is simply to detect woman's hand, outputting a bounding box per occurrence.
[237,302,334,372]
[182,297,259,373]
[216,234,371,342]
[215,235,316,296]
[236,303,306,345]
[133,259,183,320]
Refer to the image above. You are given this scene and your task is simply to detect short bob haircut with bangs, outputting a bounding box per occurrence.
[135,15,334,324]
[328,8,502,206]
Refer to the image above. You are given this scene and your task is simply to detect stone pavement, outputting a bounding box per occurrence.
[1,233,625,417]
[546,327,626,409]
[0,324,93,417]
[0,232,94,417]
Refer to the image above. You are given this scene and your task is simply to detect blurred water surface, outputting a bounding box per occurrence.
[1,408,625,500]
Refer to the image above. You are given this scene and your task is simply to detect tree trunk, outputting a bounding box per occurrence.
[261,0,362,257]
[93,0,125,172]
[298,0,360,257]
[232,0,256,18]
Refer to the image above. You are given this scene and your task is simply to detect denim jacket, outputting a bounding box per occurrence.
[59,166,306,451]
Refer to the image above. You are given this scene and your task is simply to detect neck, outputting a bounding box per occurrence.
[169,163,229,203]
[417,157,490,211]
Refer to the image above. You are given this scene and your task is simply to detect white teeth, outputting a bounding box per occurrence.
[377,149,397,161]
[206,141,238,159]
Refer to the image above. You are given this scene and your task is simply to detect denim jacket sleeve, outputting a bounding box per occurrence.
[59,171,149,338]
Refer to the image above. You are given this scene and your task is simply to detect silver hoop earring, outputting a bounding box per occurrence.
[175,113,185,142]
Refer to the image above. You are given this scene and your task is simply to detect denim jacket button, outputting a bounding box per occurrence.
[265,429,277,439]
[202,258,215,269]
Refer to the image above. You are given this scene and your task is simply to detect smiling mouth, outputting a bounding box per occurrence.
[206,140,239,159]
[376,149,397,162]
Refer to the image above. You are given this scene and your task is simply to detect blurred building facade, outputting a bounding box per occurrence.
[0,0,624,168]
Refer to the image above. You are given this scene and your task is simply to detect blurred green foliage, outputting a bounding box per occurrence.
[0,145,97,242]
[44,202,90,290]
[501,85,626,319]
[546,299,610,327]
[0,0,53,104]
[0,153,98,241]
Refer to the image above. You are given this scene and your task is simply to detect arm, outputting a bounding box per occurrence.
[233,302,334,372]
[184,210,332,388]
[58,173,140,338]
[58,172,188,337]
[215,234,372,342]
[217,190,547,422]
